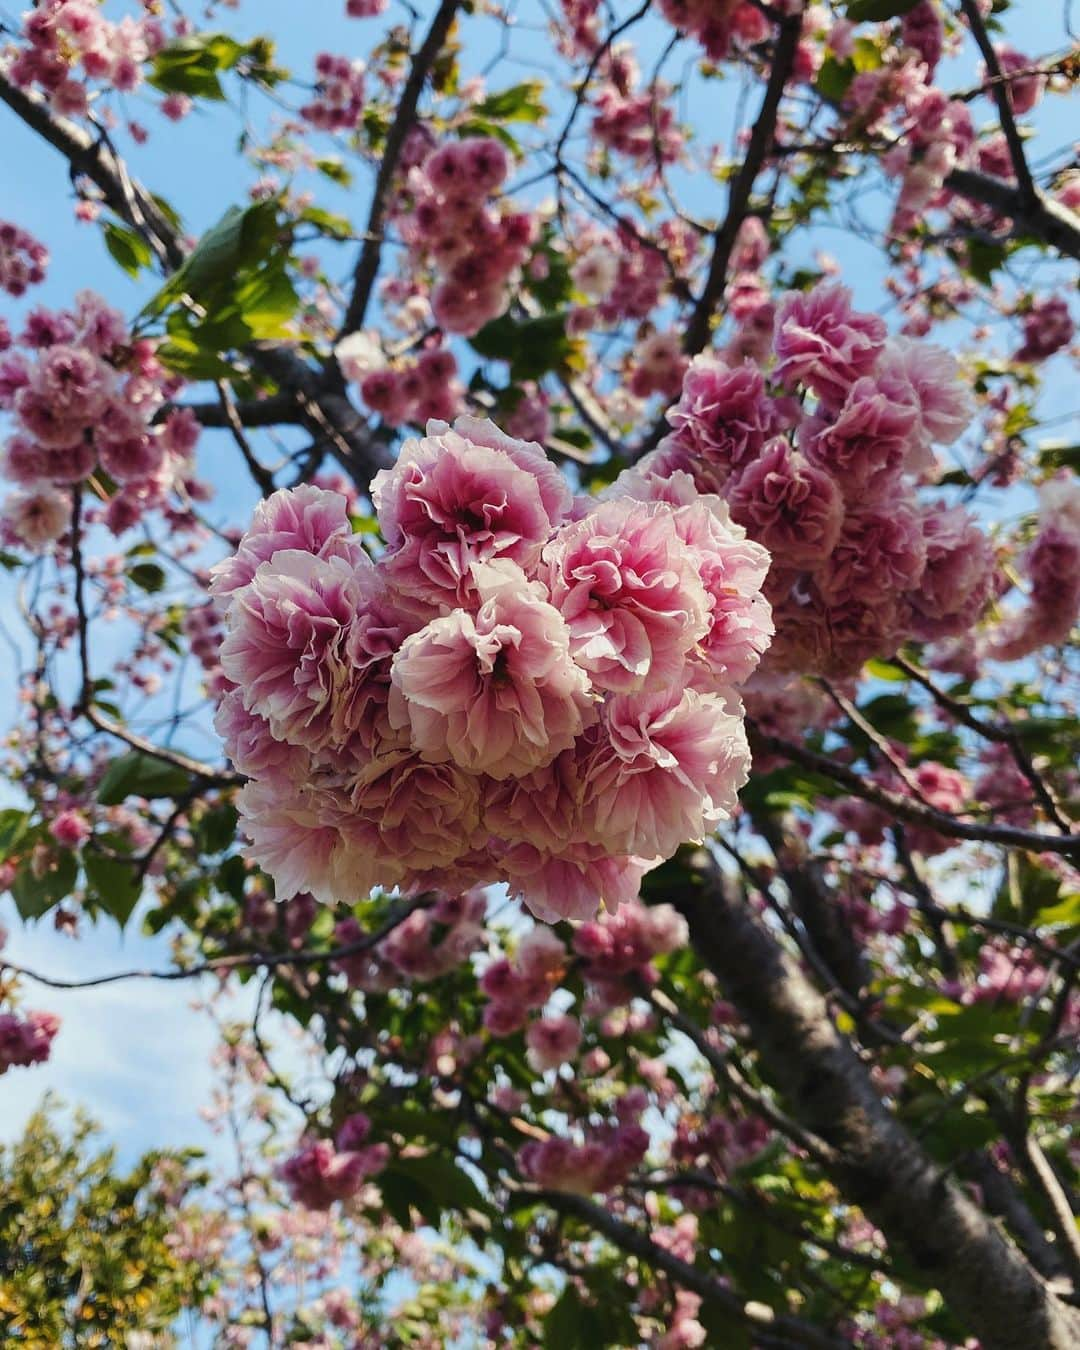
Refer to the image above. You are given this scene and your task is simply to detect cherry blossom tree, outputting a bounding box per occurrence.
[0,0,1077,1345]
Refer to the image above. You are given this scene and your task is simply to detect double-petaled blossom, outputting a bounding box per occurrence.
[372,417,572,610]
[0,1009,60,1072]
[725,438,844,568]
[279,1130,388,1211]
[665,355,788,486]
[389,560,595,780]
[525,1014,582,1071]
[773,283,887,407]
[220,549,379,754]
[540,497,709,693]
[583,686,750,860]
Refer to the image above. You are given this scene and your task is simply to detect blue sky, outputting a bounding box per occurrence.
[1,0,1076,1174]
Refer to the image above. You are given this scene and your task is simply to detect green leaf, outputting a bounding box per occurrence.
[193,803,238,856]
[1038,441,1080,472]
[97,753,191,807]
[1032,890,1080,928]
[145,199,283,318]
[846,0,920,20]
[147,32,248,101]
[0,808,30,862]
[11,851,78,920]
[298,206,354,241]
[964,238,1008,286]
[84,854,141,928]
[103,223,154,278]
[315,157,354,187]
[470,312,572,381]
[815,56,855,103]
[378,1154,488,1228]
[471,80,547,124]
[129,563,167,594]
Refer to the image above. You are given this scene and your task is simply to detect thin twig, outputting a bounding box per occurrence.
[0,896,430,990]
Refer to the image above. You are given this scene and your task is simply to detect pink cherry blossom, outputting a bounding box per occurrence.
[583,686,750,860]
[372,417,572,610]
[389,561,594,780]
[773,283,887,408]
[541,497,709,693]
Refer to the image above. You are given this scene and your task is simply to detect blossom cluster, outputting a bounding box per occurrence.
[627,281,993,677]
[393,136,537,336]
[0,291,200,545]
[590,46,683,166]
[6,0,166,114]
[0,220,48,299]
[0,1008,60,1073]
[657,0,769,63]
[334,888,488,990]
[986,475,1080,661]
[214,415,770,922]
[0,921,60,1079]
[301,52,366,132]
[336,330,464,427]
[518,1087,650,1194]
[279,1112,389,1211]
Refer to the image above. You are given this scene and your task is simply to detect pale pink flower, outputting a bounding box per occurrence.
[389,561,594,780]
[541,497,709,693]
[353,753,482,873]
[583,686,750,859]
[670,497,773,686]
[503,842,655,923]
[877,339,972,447]
[209,484,355,600]
[2,486,72,546]
[372,417,572,609]
[220,550,376,752]
[238,778,391,904]
[213,687,315,782]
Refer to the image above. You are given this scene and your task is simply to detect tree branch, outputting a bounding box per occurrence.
[337,0,461,340]
[681,11,802,357]
[668,859,1080,1350]
[0,896,429,990]
[959,0,1037,204]
[747,723,1080,859]
[508,1186,850,1350]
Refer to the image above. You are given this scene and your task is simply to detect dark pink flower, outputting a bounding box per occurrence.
[726,439,844,567]
[773,283,886,407]
[372,417,572,610]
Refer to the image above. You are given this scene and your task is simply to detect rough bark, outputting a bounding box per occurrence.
[673,864,1080,1350]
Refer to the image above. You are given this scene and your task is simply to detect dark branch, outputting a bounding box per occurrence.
[670,859,1080,1350]
[508,1186,850,1350]
[337,0,461,340]
[681,11,803,356]
[747,723,1080,859]
[1,896,429,990]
